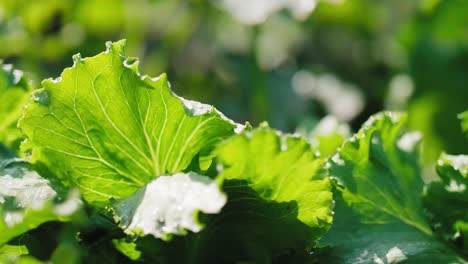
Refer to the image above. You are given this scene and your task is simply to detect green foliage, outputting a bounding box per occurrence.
[1,39,467,262]
[320,112,466,263]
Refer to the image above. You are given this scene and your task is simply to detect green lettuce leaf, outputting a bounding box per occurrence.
[0,157,83,245]
[117,126,333,263]
[425,153,468,255]
[19,40,237,206]
[321,112,466,263]
[194,125,333,262]
[319,196,466,264]
[329,112,429,233]
[111,172,226,240]
[0,62,32,151]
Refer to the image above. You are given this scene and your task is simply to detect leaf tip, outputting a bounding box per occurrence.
[123,56,140,72]
[72,53,83,65]
[259,121,270,129]
[105,39,127,55]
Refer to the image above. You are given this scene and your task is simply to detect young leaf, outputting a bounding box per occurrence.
[425,153,468,254]
[0,63,32,151]
[0,158,83,245]
[19,40,237,206]
[321,112,466,263]
[111,172,226,240]
[330,112,430,234]
[195,125,333,262]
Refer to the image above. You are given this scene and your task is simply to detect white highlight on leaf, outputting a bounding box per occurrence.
[281,136,288,151]
[176,94,245,133]
[72,53,83,65]
[385,246,407,263]
[445,154,468,175]
[123,172,227,238]
[180,98,213,116]
[233,123,246,134]
[331,153,345,166]
[51,76,62,83]
[397,132,421,152]
[387,112,400,123]
[123,59,138,69]
[445,179,466,193]
[0,170,56,209]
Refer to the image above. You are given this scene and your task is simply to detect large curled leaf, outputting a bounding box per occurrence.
[0,62,32,150]
[0,157,83,245]
[111,172,226,240]
[183,125,333,263]
[425,153,468,255]
[321,112,466,263]
[19,40,237,206]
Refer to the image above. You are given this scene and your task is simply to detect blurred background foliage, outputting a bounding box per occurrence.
[1,0,467,167]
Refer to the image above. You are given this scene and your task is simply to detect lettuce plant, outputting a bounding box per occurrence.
[0,41,467,263]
